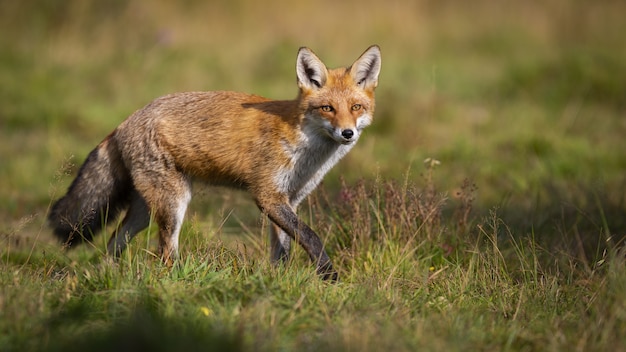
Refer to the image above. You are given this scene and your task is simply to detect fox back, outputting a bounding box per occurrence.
[49,45,382,281]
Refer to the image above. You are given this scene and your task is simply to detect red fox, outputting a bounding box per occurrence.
[49,45,381,281]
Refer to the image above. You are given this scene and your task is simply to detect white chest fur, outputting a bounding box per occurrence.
[273,127,354,206]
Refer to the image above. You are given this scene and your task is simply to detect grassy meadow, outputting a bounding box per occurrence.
[1,0,625,350]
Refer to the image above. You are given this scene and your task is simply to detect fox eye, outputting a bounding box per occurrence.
[320,105,334,112]
[351,104,362,111]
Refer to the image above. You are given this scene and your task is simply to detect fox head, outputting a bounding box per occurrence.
[296,45,381,145]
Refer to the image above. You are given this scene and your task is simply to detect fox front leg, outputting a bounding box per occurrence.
[270,223,291,264]
[261,201,338,281]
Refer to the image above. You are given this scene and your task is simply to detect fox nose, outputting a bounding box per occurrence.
[341,129,354,140]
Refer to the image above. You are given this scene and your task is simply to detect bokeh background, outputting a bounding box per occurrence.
[1,0,625,247]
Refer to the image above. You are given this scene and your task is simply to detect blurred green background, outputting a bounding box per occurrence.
[1,0,625,247]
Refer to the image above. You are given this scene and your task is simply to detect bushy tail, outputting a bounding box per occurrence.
[48,135,133,248]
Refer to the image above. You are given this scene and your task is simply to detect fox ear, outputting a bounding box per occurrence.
[296,47,328,90]
[350,45,381,89]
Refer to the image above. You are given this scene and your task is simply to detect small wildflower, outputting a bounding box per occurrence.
[424,157,441,168]
[429,266,435,272]
[200,306,212,317]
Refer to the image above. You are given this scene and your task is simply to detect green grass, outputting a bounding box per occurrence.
[1,1,626,351]
[2,177,625,351]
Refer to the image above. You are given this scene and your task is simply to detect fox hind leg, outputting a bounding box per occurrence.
[107,191,151,258]
[134,171,192,266]
[157,188,191,266]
